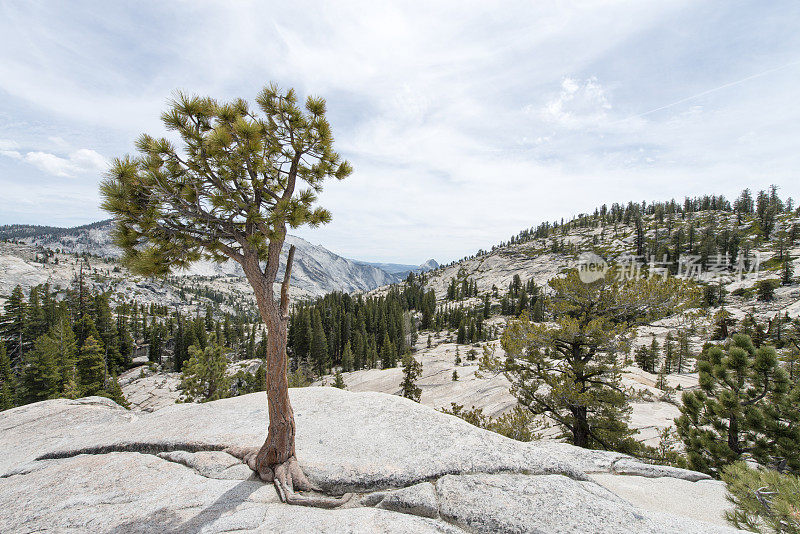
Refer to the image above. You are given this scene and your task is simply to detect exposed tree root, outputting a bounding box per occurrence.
[225,446,352,509]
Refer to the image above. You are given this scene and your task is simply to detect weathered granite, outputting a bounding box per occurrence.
[365,481,440,519]
[435,473,739,534]
[0,388,744,533]
[611,457,712,481]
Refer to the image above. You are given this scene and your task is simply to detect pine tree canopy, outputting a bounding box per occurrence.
[100,83,352,277]
[484,268,698,453]
[77,335,107,397]
[676,333,799,476]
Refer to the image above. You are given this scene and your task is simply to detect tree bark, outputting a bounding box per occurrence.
[234,243,350,507]
[572,405,590,448]
[261,310,295,467]
[240,245,296,474]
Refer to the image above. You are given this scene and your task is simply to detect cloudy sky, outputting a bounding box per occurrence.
[1,1,799,264]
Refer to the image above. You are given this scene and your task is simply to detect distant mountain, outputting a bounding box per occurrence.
[0,220,398,296]
[420,258,439,271]
[355,258,439,278]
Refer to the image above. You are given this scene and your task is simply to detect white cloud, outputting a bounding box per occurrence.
[0,139,22,159]
[540,76,613,129]
[48,136,70,149]
[23,148,107,178]
[0,1,798,262]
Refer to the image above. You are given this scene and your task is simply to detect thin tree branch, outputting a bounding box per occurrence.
[280,244,296,319]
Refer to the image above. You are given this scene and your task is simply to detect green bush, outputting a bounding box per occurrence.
[722,462,800,533]
[439,403,543,442]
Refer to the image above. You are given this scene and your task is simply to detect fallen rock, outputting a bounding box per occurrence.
[612,457,712,481]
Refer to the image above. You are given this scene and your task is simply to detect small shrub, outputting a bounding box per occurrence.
[722,462,800,533]
[439,403,543,442]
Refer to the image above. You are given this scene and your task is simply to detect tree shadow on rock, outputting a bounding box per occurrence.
[111,480,263,534]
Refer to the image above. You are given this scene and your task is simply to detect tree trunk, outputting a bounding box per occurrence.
[240,248,296,473]
[572,405,589,448]
[728,414,740,455]
[234,245,351,507]
[261,310,295,466]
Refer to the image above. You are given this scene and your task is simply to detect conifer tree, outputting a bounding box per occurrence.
[77,336,107,397]
[20,334,61,404]
[152,321,168,365]
[483,269,696,452]
[25,286,47,341]
[341,341,353,372]
[332,371,346,389]
[61,362,79,400]
[0,285,27,365]
[635,344,655,373]
[104,373,130,408]
[310,310,329,375]
[648,336,660,373]
[367,339,378,369]
[0,343,14,410]
[741,313,767,347]
[676,334,796,475]
[663,332,676,374]
[49,316,77,395]
[756,279,778,302]
[116,318,134,370]
[782,256,795,285]
[722,462,800,533]
[400,352,422,402]
[179,337,231,402]
[101,83,351,504]
[173,318,186,371]
[246,325,256,360]
[75,314,101,351]
[256,331,268,361]
[711,307,734,340]
[457,322,466,344]
[381,336,397,369]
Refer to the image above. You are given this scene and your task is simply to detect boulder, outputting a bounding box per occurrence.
[0,388,744,533]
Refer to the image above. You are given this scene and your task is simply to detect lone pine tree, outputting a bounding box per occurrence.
[484,269,696,453]
[101,83,351,506]
[676,334,799,476]
[400,352,422,402]
[179,336,232,403]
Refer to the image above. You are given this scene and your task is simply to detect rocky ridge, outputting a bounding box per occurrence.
[0,388,743,533]
[0,220,408,297]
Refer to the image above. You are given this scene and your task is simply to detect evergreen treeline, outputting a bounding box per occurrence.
[504,185,794,250]
[0,279,131,409]
[432,303,494,344]
[497,275,545,320]
[0,276,267,410]
[438,185,797,269]
[288,273,435,376]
